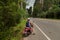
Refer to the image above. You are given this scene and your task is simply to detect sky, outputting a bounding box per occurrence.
[26,0,35,9]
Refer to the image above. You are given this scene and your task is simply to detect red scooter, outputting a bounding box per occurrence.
[23,27,32,36]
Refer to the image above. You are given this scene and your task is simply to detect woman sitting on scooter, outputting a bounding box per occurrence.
[26,18,33,32]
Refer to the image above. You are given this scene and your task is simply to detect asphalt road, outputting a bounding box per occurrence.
[24,18,60,40]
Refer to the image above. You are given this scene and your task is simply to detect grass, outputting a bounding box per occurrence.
[10,19,26,40]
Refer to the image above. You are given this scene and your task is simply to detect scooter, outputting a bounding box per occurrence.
[23,27,32,36]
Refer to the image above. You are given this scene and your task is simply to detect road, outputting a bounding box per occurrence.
[24,18,60,40]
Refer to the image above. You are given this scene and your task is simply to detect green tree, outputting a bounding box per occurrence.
[33,0,42,17]
[33,0,60,19]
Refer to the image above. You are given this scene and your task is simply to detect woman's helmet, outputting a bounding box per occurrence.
[27,18,30,21]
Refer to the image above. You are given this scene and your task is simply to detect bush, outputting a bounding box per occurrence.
[0,0,27,40]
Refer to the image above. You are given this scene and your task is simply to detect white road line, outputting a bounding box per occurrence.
[33,23,51,40]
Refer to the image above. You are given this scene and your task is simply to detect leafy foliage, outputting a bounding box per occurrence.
[33,0,60,19]
[0,0,27,40]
